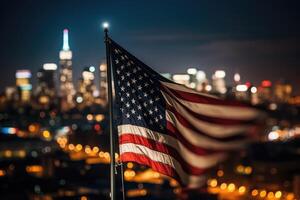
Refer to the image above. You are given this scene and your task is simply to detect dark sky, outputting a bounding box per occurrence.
[0,0,300,93]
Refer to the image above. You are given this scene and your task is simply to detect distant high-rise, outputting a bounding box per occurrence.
[16,70,32,103]
[59,29,75,110]
[76,66,97,106]
[99,63,108,104]
[36,63,57,105]
[212,70,227,95]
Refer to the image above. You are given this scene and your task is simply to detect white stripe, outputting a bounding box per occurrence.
[118,124,227,168]
[162,91,251,137]
[120,143,206,187]
[166,111,249,150]
[161,82,261,120]
[161,81,218,99]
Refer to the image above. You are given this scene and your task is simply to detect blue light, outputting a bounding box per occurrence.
[89,66,95,72]
[63,29,70,51]
[1,127,17,134]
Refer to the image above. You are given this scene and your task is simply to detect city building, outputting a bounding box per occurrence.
[59,29,75,110]
[15,70,32,103]
[76,66,97,106]
[257,80,272,103]
[99,63,108,104]
[35,63,57,105]
[274,80,292,103]
[212,70,227,95]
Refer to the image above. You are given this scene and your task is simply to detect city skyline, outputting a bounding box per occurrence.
[0,0,300,94]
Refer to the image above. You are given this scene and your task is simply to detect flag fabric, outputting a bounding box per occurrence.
[109,38,262,188]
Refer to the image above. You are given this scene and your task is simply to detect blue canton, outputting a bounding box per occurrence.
[110,40,166,132]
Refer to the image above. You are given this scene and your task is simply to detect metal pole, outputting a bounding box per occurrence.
[104,27,116,200]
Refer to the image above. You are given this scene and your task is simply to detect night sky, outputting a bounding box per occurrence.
[0,0,300,93]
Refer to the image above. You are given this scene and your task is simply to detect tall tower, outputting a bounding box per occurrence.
[59,29,75,110]
[16,70,32,103]
[35,63,57,105]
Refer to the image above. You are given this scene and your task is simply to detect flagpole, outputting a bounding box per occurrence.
[103,23,116,200]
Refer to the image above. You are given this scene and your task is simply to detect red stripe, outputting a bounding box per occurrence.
[119,134,207,175]
[166,121,225,153]
[167,107,247,142]
[120,152,183,185]
[162,84,248,107]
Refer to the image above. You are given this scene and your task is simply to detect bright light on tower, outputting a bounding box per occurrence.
[103,22,109,29]
[234,73,241,82]
[187,68,197,75]
[89,66,95,72]
[215,70,226,78]
[43,63,57,70]
[63,29,70,51]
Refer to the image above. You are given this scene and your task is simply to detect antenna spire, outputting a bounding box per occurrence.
[63,29,70,51]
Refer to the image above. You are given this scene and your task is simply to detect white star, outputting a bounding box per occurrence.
[137,115,142,120]
[132,79,137,84]
[120,108,124,112]
[144,83,149,87]
[121,76,125,80]
[143,92,148,97]
[138,96,142,100]
[137,105,142,110]
[138,76,143,80]
[155,97,160,101]
[126,102,130,108]
[149,119,153,124]
[149,99,153,104]
[144,73,148,77]
[149,110,153,115]
[131,109,136,114]
[137,66,141,70]
[126,113,130,118]
[121,65,125,70]
[127,82,131,87]
[154,107,158,112]
[154,117,159,122]
[126,72,131,77]
[143,102,148,107]
[120,97,124,102]
[116,70,120,74]
[131,99,136,104]
[120,86,125,91]
[132,89,136,93]
[127,62,131,66]
[159,115,163,119]
[130,60,134,64]
[133,68,137,73]
[138,85,142,90]
[114,49,119,54]
[150,89,154,94]
[126,93,130,97]
[121,56,125,60]
[124,55,128,59]
[115,59,119,64]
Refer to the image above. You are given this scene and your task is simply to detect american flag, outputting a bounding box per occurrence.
[109,38,262,188]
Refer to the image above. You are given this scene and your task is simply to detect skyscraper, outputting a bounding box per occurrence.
[212,70,227,95]
[76,66,97,106]
[99,63,108,104]
[35,63,57,105]
[59,29,75,110]
[15,70,32,103]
